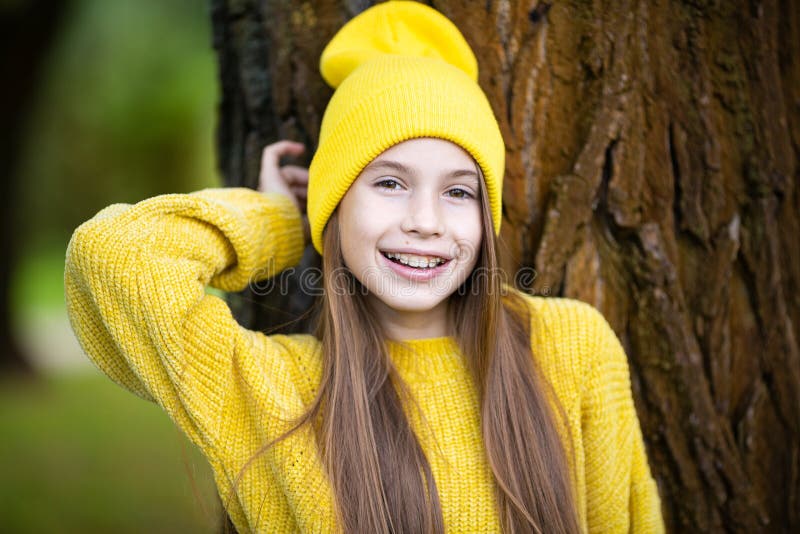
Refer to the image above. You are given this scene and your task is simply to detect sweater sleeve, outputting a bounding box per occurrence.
[580,306,665,534]
[64,187,306,455]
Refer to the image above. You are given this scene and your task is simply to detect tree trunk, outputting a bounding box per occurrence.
[210,1,800,532]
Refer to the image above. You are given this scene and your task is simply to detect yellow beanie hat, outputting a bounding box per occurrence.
[307,0,505,254]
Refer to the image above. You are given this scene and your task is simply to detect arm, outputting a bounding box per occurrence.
[580,307,665,533]
[64,187,305,453]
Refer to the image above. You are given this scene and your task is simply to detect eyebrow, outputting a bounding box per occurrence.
[363,159,480,182]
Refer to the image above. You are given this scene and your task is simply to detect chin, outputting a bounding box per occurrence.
[375,293,448,314]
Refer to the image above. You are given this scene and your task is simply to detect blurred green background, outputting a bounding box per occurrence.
[4,0,222,531]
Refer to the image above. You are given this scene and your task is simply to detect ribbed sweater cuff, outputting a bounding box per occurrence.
[191,188,305,292]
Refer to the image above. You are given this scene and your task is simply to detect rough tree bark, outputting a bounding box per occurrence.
[210,1,800,532]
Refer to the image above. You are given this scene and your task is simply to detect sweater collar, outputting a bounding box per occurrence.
[386,336,466,383]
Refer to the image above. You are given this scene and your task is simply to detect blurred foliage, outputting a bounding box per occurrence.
[0,372,219,533]
[12,0,219,318]
[14,0,219,254]
[12,238,66,321]
[5,0,223,530]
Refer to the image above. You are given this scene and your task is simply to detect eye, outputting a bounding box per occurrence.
[375,178,402,190]
[446,187,475,200]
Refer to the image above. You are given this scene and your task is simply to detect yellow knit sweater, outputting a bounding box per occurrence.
[65,187,664,533]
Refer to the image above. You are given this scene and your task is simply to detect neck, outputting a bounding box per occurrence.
[370,299,451,341]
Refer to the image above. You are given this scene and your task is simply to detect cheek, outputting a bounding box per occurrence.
[338,185,390,275]
[342,198,400,248]
[459,208,484,262]
[465,237,482,271]
[338,219,365,270]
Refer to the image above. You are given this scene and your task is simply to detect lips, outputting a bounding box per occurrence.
[379,250,452,281]
[381,250,450,269]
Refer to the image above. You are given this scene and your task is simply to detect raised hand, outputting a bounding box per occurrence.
[258,140,309,215]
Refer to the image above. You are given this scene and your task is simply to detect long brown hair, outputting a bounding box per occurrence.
[238,165,580,533]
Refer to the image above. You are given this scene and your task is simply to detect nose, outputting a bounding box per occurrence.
[400,190,445,237]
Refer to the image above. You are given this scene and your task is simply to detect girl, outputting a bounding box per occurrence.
[65,2,664,533]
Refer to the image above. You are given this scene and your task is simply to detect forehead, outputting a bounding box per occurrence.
[372,137,475,166]
[367,137,478,172]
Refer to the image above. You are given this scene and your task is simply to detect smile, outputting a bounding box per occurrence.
[380,251,450,270]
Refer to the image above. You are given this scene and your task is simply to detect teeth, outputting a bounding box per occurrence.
[385,252,446,269]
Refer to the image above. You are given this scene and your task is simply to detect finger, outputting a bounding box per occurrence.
[290,185,308,199]
[281,165,310,185]
[259,142,304,192]
[261,144,304,174]
[261,140,305,160]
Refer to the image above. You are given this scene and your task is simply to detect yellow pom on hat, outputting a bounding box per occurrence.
[319,0,478,88]
[308,0,505,254]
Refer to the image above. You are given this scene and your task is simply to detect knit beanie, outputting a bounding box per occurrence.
[307,0,505,254]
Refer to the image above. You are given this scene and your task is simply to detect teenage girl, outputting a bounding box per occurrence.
[65,2,664,533]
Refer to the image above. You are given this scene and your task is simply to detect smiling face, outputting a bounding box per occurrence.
[336,137,484,339]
